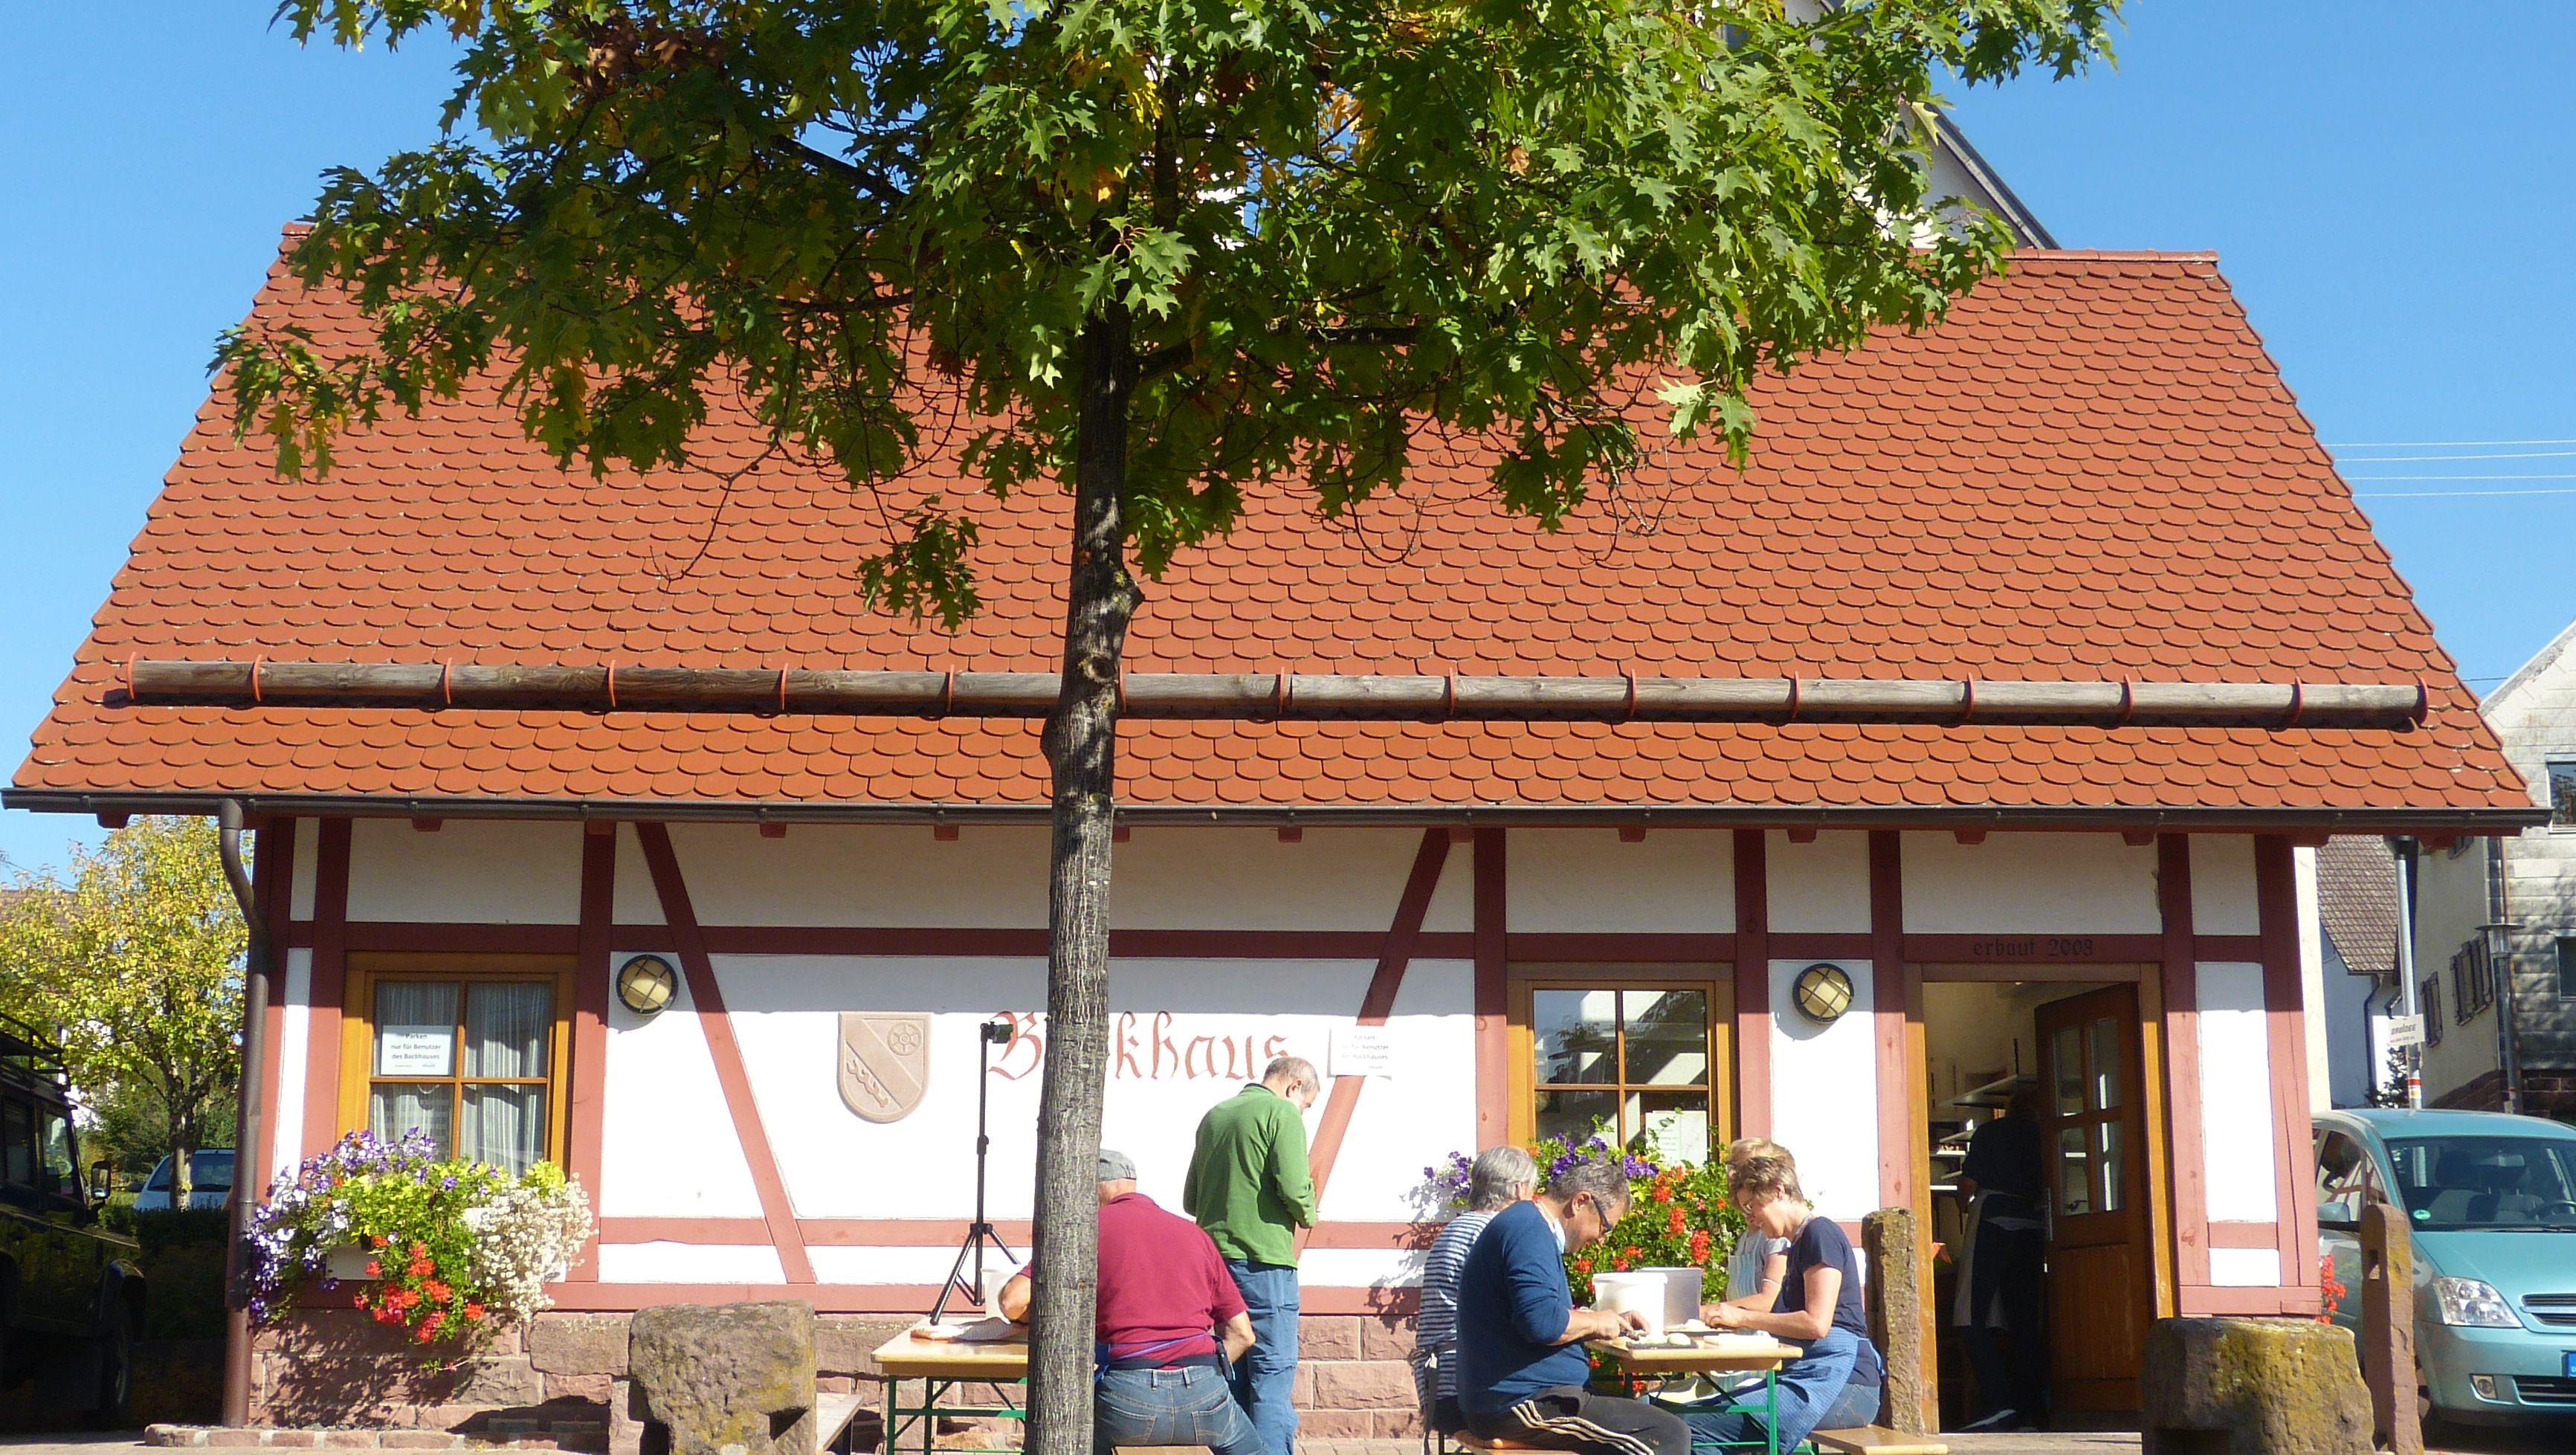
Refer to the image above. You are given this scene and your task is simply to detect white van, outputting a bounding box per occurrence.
[132,1149,233,1211]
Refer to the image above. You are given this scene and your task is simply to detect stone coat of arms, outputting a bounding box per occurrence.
[839,1012,931,1123]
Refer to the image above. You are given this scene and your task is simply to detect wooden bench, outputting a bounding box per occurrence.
[1810,1428,1947,1455]
[816,1390,868,1454]
[1453,1437,1555,1453]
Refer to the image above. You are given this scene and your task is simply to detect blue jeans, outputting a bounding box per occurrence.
[1682,1329,1879,1452]
[1094,1364,1265,1455]
[1224,1259,1300,1455]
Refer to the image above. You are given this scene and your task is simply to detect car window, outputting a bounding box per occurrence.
[2316,1130,2375,1226]
[193,1150,236,1192]
[2385,1136,2576,1230]
[141,1155,170,1192]
[36,1109,78,1204]
[1,1100,31,1187]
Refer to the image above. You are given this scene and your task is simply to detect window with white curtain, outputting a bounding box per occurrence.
[359,975,561,1173]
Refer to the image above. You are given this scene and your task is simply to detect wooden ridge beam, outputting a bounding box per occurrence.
[120,658,2433,730]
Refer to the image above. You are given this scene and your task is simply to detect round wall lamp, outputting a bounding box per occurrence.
[1791,964,1854,1025]
[617,954,679,1016]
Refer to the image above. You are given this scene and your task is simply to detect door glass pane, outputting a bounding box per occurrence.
[462,1085,546,1174]
[1,1103,29,1185]
[36,1112,74,1198]
[2088,1016,2122,1112]
[2052,1025,2084,1115]
[1533,990,1618,1085]
[1623,990,1709,1085]
[465,981,552,1078]
[374,981,459,1077]
[2058,1125,2093,1215]
[2097,1120,2125,1213]
[1631,1091,1711,1166]
[1535,1088,1619,1147]
[371,1083,455,1155]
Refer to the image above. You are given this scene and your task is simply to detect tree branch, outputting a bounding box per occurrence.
[768,136,907,207]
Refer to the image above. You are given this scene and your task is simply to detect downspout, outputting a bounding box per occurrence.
[2487,835,2524,1114]
[2392,836,2422,1109]
[216,800,268,1428]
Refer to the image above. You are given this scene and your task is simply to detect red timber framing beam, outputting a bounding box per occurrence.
[2256,836,2322,1302]
[1731,830,1771,1140]
[300,820,353,1162]
[1473,830,1509,1144]
[566,826,616,1280]
[252,819,297,1187]
[1302,828,1452,1216]
[1868,833,1914,1212]
[633,822,817,1284]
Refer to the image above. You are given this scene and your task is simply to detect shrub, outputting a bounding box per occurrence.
[1421,1126,1745,1306]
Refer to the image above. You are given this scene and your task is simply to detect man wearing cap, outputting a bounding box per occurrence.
[1001,1151,1261,1455]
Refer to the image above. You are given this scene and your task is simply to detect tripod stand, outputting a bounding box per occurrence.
[929,1019,1019,1323]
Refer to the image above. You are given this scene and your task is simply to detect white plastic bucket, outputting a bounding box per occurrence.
[1589,1269,1668,1337]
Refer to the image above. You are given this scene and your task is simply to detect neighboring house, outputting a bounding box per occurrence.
[5,239,2542,1433]
[2415,620,2576,1119]
[2314,834,2404,1108]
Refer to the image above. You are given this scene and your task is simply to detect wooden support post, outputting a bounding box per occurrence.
[2361,1202,2422,1455]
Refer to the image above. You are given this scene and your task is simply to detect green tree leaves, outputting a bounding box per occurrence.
[226,0,2115,624]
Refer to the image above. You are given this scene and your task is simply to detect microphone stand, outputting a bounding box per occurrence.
[929,1019,1019,1323]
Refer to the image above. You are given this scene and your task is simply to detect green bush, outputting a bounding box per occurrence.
[129,1206,233,1254]
[137,1239,229,1341]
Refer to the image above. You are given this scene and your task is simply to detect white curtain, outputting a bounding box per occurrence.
[461,982,552,1172]
[372,1082,454,1156]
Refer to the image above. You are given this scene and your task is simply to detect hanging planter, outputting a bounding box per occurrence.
[325,1245,384,1282]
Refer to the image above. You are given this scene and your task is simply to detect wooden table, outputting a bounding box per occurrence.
[1596,1335,1802,1455]
[874,1326,1030,1455]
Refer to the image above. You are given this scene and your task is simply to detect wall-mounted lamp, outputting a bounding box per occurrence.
[1792,964,1854,1025]
[617,954,679,1016]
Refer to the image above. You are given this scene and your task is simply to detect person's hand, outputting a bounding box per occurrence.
[1705,1302,1747,1331]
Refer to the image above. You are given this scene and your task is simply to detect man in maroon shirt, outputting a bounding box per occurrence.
[1001,1150,1261,1455]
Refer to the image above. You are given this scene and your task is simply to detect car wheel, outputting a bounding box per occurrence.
[88,1312,133,1428]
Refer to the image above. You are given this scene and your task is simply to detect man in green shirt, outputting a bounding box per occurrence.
[1184,1055,1320,1455]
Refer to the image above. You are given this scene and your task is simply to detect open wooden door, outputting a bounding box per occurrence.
[2037,983,2151,1411]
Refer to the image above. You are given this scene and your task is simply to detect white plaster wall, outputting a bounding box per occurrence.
[599,948,768,1217]
[344,819,585,923]
[2189,836,2262,938]
[1766,833,1871,933]
[1898,833,2159,934]
[280,819,316,921]
[2195,961,2278,1222]
[2411,842,2502,1102]
[2208,1248,2284,1288]
[2297,847,2329,1114]
[707,953,1476,1247]
[1767,958,1879,1218]
[666,823,1051,926]
[1115,828,1468,932]
[594,1242,787,1284]
[269,948,314,1183]
[805,1245,981,1285]
[613,825,665,925]
[1505,830,1732,933]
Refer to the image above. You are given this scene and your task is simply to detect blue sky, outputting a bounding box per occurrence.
[1,2,2570,874]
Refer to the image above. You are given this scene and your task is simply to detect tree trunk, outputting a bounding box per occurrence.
[1025,303,1140,1455]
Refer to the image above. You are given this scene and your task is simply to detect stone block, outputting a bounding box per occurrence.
[1290,1363,1316,1407]
[1371,1407,1424,1439]
[548,1373,616,1405]
[407,1404,492,1433]
[2141,1317,2372,1455]
[206,1433,268,1448]
[608,1380,644,1455]
[1292,1411,1373,1438]
[627,1300,818,1455]
[530,1316,632,1377]
[1860,1207,1927,1436]
[1358,1316,1416,1364]
[1308,1361,1417,1411]
[379,1435,458,1449]
[814,1315,920,1378]
[452,1357,544,1407]
[143,1425,202,1447]
[324,1433,383,1447]
[1297,1317,1361,1362]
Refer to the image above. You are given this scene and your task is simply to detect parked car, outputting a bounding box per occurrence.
[0,1013,145,1425]
[2314,1108,2576,1429]
[133,1149,235,1211]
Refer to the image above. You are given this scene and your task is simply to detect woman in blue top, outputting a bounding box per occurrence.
[1686,1152,1885,1451]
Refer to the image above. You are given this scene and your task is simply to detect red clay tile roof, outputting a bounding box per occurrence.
[6,239,2534,825]
[2316,835,2402,977]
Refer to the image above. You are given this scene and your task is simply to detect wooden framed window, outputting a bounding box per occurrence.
[339,954,575,1174]
[1509,966,1732,1164]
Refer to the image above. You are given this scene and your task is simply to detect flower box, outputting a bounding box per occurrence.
[325,1245,383,1282]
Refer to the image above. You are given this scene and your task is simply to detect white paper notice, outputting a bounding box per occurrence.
[1329,1026,1396,1079]
[377,1027,455,1077]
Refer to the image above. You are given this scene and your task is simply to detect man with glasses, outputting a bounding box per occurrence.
[1454,1158,1685,1455]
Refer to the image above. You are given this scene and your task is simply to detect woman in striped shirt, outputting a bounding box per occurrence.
[1413,1145,1540,1433]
